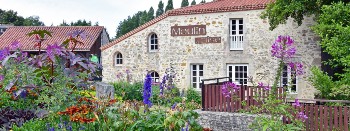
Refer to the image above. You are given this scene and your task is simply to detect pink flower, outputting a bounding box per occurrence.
[292,99,300,107]
[295,62,304,75]
[258,82,264,87]
[10,40,21,50]
[222,82,240,98]
[264,84,271,90]
[271,35,296,59]
[298,112,308,122]
[288,62,304,76]
[222,84,231,98]
[0,75,4,82]
[46,43,63,62]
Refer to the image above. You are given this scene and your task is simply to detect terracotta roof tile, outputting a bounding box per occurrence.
[0,26,104,51]
[101,0,273,51]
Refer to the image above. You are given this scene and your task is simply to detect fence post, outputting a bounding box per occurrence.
[201,79,205,111]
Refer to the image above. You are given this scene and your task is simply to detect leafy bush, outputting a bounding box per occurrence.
[112,81,143,101]
[309,66,334,99]
[186,88,201,104]
[0,107,37,130]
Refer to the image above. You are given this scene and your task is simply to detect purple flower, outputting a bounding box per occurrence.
[159,75,167,96]
[289,62,304,76]
[264,84,271,90]
[286,47,296,58]
[222,84,231,98]
[46,43,63,62]
[222,82,240,98]
[67,30,90,40]
[298,112,308,122]
[143,73,153,107]
[258,82,264,87]
[295,62,304,75]
[292,99,300,107]
[116,72,123,79]
[171,102,177,110]
[271,35,296,59]
[288,62,295,69]
[0,75,4,82]
[0,47,10,61]
[10,40,21,50]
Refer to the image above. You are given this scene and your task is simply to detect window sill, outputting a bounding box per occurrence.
[149,50,159,53]
[230,49,243,51]
[115,64,123,67]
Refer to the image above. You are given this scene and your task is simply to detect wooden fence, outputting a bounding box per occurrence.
[201,77,350,131]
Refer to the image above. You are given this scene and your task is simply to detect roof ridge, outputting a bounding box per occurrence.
[8,26,105,28]
[101,0,271,51]
[101,13,169,50]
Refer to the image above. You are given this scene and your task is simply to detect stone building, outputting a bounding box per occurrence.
[101,0,321,99]
[0,26,110,63]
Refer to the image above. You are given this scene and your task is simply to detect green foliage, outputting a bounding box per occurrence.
[262,0,350,100]
[165,0,174,12]
[0,9,44,26]
[199,0,206,4]
[181,0,189,7]
[115,10,155,39]
[23,16,45,26]
[309,2,350,100]
[260,0,326,30]
[309,66,334,99]
[60,19,93,26]
[185,88,201,104]
[191,0,197,5]
[312,2,350,69]
[112,81,143,101]
[156,0,165,17]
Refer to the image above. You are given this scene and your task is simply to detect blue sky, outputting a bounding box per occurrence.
[0,0,212,38]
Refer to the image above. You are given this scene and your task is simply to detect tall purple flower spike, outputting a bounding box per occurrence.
[143,73,153,107]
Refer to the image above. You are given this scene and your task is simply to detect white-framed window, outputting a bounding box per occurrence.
[227,64,248,86]
[230,19,244,50]
[149,33,158,52]
[280,65,297,93]
[115,52,123,65]
[191,64,203,89]
[150,71,160,83]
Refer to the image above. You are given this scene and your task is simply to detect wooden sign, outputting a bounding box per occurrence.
[195,36,221,44]
[171,25,206,36]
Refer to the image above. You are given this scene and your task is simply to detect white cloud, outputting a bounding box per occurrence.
[0,0,212,38]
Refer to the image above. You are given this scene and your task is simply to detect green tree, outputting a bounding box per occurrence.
[0,9,24,25]
[59,19,93,26]
[181,0,189,7]
[156,0,165,17]
[70,19,92,26]
[260,0,350,100]
[147,7,155,21]
[23,16,45,26]
[165,0,174,12]
[60,20,69,26]
[191,0,197,5]
[200,0,206,3]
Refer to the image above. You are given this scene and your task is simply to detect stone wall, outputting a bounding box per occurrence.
[195,110,257,131]
[101,9,321,99]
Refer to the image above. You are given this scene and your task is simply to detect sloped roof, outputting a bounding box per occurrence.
[101,0,272,51]
[0,26,105,51]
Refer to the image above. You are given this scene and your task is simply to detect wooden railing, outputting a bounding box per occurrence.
[201,78,350,131]
[201,82,284,112]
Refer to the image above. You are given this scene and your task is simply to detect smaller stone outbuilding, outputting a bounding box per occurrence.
[0,26,110,62]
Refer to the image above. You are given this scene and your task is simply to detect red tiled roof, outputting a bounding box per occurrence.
[0,26,104,51]
[101,0,273,51]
